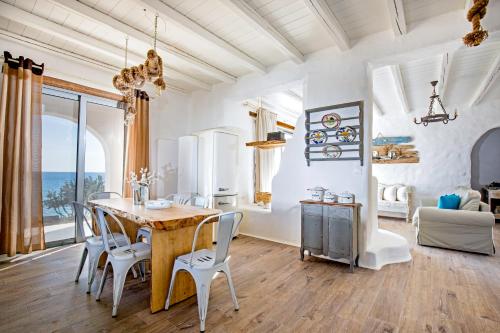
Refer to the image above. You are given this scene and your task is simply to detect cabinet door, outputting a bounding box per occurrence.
[327,207,352,258]
[302,205,323,252]
[213,132,238,195]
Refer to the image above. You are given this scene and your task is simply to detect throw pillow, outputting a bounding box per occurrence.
[437,194,461,210]
[396,186,408,202]
[378,186,385,200]
[459,190,481,211]
[383,186,397,202]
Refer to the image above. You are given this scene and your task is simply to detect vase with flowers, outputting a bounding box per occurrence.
[128,168,157,205]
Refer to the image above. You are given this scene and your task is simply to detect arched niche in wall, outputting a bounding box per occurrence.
[471,127,500,191]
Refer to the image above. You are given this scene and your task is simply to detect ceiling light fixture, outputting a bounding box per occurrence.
[414,81,457,126]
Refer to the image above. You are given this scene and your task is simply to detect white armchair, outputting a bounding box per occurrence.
[413,192,495,255]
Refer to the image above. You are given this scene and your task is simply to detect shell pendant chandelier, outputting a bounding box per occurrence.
[112,14,166,125]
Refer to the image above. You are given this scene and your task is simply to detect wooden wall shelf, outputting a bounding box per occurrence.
[246,140,286,149]
[372,157,419,164]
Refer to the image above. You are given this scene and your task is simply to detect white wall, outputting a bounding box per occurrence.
[373,99,500,200]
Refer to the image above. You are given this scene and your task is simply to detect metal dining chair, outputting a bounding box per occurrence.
[87,191,122,202]
[95,207,152,317]
[72,202,130,294]
[191,195,209,208]
[164,211,243,332]
[165,193,193,205]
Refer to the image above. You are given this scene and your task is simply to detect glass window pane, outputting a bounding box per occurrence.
[84,102,124,202]
[41,94,79,243]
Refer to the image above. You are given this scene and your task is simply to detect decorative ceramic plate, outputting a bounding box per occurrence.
[322,145,342,158]
[309,130,328,144]
[336,126,356,142]
[321,113,341,129]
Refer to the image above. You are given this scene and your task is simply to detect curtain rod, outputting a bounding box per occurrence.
[2,51,44,71]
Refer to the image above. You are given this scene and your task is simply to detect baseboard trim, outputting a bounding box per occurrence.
[238,232,300,247]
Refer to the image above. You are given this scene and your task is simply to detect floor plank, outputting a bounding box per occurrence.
[0,219,499,332]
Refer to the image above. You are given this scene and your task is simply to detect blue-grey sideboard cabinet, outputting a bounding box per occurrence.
[300,200,361,272]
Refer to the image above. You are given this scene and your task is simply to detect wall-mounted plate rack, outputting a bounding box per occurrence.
[305,101,364,166]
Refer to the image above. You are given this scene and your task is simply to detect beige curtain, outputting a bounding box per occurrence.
[123,90,150,197]
[255,107,278,196]
[0,51,45,256]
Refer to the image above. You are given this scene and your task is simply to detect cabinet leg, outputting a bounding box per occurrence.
[300,248,304,261]
[349,261,354,273]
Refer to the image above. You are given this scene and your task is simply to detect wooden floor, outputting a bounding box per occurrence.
[1,219,499,333]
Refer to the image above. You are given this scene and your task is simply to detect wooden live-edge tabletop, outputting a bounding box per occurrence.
[89,198,221,230]
[300,200,362,207]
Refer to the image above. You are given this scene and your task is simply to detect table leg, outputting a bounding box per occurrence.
[150,223,213,313]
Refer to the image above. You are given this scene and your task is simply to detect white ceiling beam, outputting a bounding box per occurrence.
[0,2,210,91]
[438,51,454,104]
[389,64,410,113]
[0,29,187,94]
[50,0,235,84]
[219,0,304,64]
[141,0,266,74]
[303,0,350,51]
[469,53,500,107]
[386,0,407,36]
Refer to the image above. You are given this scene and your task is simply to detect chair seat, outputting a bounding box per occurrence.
[177,249,220,270]
[110,242,151,261]
[87,233,129,247]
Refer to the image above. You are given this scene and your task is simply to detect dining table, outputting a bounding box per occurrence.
[88,198,221,313]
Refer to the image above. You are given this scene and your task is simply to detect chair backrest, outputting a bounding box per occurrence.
[191,195,208,208]
[214,212,243,265]
[95,207,131,254]
[190,212,243,266]
[166,193,192,205]
[87,191,122,202]
[72,202,97,239]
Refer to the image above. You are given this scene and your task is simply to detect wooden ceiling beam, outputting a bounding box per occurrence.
[219,0,304,64]
[0,2,210,91]
[386,0,407,36]
[50,0,236,84]
[141,0,266,74]
[303,0,349,51]
[438,51,454,104]
[0,29,187,94]
[469,52,500,107]
[389,64,410,113]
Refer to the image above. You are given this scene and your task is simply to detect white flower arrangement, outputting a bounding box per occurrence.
[127,167,157,189]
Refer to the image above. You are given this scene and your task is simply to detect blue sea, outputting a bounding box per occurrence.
[42,172,104,217]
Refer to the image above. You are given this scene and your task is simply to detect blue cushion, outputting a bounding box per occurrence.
[437,194,461,210]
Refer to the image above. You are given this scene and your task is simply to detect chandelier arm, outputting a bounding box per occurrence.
[436,97,448,115]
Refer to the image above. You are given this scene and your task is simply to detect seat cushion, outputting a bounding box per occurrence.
[87,233,129,247]
[383,186,398,202]
[378,200,408,213]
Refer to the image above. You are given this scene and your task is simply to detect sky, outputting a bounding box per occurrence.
[42,115,105,173]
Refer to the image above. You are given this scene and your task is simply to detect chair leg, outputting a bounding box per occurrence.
[87,255,100,294]
[165,265,180,310]
[111,268,128,317]
[75,247,88,283]
[131,265,138,279]
[195,280,211,333]
[96,260,110,301]
[223,264,239,311]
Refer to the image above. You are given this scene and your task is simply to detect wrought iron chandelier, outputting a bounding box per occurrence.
[414,80,457,126]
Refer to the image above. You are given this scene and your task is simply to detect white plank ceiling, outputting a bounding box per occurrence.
[0,0,498,101]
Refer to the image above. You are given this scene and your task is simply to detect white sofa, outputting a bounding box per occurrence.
[377,183,415,223]
[413,189,495,255]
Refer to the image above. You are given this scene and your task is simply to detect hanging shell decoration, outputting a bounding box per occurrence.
[113,14,166,125]
[463,0,489,47]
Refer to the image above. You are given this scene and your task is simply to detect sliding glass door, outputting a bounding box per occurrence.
[41,88,124,246]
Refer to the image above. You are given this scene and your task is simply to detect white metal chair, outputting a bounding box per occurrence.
[87,191,122,202]
[191,195,208,208]
[165,193,193,205]
[72,202,130,294]
[164,211,243,332]
[95,207,151,317]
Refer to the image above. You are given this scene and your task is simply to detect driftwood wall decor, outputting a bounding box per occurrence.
[372,136,420,164]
